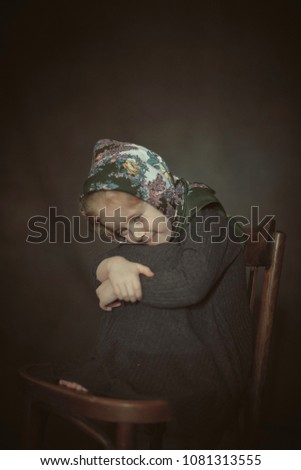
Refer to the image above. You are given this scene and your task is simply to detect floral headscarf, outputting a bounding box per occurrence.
[80,139,226,226]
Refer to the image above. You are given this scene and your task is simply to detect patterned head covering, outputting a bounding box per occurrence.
[80,139,226,226]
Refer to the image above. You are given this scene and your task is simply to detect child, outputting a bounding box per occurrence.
[58,139,252,448]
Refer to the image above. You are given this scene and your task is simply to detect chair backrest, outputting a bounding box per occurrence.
[242,219,286,446]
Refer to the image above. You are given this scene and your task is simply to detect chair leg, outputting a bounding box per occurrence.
[149,423,166,449]
[116,423,135,449]
[22,392,48,449]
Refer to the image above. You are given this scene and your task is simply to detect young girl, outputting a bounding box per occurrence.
[58,139,252,448]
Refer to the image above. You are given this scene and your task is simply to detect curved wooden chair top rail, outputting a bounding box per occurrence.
[243,218,276,266]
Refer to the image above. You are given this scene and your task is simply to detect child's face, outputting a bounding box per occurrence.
[84,191,173,245]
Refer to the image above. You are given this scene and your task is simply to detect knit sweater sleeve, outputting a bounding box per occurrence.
[139,208,242,308]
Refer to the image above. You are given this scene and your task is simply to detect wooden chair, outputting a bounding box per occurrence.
[242,219,285,447]
[19,219,285,449]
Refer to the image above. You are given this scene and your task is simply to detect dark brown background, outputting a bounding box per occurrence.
[2,0,301,448]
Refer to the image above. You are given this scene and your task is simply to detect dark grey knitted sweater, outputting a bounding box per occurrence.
[52,208,252,447]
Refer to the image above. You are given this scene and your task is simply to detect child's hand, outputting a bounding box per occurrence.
[97,256,154,302]
[96,279,122,311]
[59,379,88,393]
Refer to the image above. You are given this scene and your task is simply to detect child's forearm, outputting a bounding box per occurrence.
[96,256,124,282]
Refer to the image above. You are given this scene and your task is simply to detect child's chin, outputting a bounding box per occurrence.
[146,238,166,246]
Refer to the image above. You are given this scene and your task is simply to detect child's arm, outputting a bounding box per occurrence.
[96,256,154,303]
[139,208,242,309]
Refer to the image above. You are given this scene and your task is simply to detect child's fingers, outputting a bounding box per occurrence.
[118,281,139,303]
[118,277,141,303]
[59,380,88,392]
[101,303,121,312]
[127,280,140,303]
[110,301,122,308]
[111,282,122,299]
[99,301,112,311]
[117,282,130,302]
[133,279,142,301]
[137,264,154,277]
